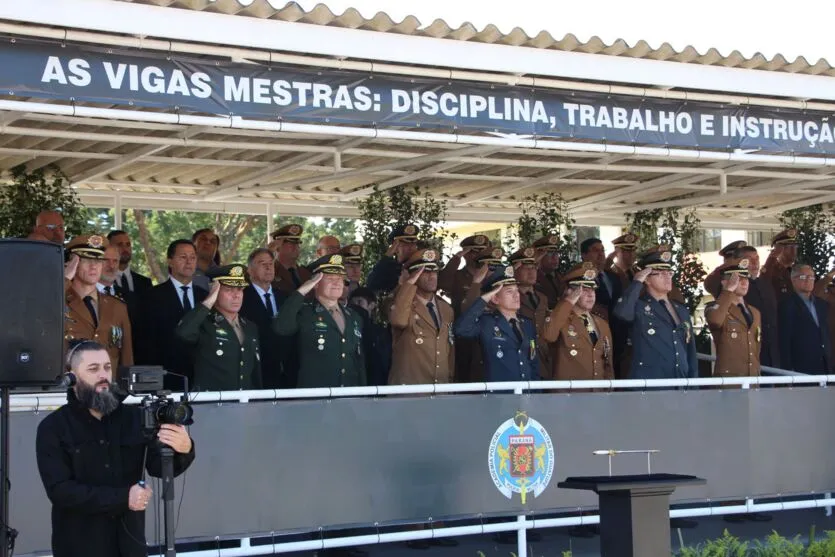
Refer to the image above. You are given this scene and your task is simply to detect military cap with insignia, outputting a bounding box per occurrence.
[387,224,419,244]
[475,246,506,266]
[308,254,346,275]
[404,248,440,272]
[339,243,364,263]
[716,258,751,278]
[66,234,108,259]
[718,240,749,258]
[563,262,599,288]
[771,228,798,246]
[532,234,560,251]
[636,245,674,271]
[271,223,303,243]
[509,246,537,266]
[460,234,491,251]
[481,264,517,293]
[207,263,249,287]
[612,233,639,251]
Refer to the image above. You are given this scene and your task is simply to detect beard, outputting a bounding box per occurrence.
[76,379,120,416]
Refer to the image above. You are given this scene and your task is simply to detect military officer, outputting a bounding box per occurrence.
[64,235,133,376]
[340,243,364,301]
[612,246,698,380]
[705,258,761,378]
[703,240,750,298]
[533,234,563,308]
[607,233,639,289]
[607,232,639,379]
[438,234,492,316]
[454,265,539,382]
[761,228,798,301]
[269,223,311,294]
[542,262,614,381]
[273,254,366,387]
[387,248,455,385]
[510,246,554,378]
[366,224,420,294]
[175,264,262,391]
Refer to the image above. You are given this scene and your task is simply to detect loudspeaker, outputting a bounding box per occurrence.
[0,239,64,387]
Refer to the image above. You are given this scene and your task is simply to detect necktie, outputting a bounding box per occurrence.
[83,295,98,328]
[264,292,274,316]
[289,267,301,288]
[181,285,192,311]
[509,318,524,344]
[427,301,440,330]
[527,292,538,309]
[104,285,113,296]
[581,313,598,345]
[120,273,130,292]
[738,303,752,328]
[330,307,345,334]
[664,300,680,325]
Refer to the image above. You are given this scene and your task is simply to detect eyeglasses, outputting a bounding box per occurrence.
[793,274,816,281]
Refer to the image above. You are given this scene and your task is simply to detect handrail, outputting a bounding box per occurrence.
[696,352,807,376]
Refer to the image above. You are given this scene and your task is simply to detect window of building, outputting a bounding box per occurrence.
[695,229,722,253]
[745,230,772,247]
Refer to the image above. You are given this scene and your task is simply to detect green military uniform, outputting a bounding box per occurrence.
[273,254,366,388]
[175,264,262,391]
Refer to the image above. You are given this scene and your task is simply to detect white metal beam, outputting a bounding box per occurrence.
[70,144,169,185]
[754,194,835,216]
[340,160,467,202]
[7,0,835,100]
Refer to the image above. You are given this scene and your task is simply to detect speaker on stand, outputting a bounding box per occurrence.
[0,238,65,557]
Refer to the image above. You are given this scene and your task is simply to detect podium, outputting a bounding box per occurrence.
[558,474,706,557]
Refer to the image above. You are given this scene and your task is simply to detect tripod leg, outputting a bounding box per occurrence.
[160,446,176,557]
[0,387,9,557]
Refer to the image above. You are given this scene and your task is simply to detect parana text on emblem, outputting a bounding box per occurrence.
[488,411,554,504]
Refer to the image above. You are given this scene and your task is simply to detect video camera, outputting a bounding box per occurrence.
[118,366,193,438]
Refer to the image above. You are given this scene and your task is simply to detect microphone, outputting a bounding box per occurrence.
[57,372,76,389]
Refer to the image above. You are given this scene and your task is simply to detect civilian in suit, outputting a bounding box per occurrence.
[813,268,835,358]
[107,230,154,360]
[580,237,622,322]
[240,248,288,389]
[778,263,832,374]
[141,240,207,390]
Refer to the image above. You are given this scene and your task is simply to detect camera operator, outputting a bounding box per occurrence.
[35,340,196,557]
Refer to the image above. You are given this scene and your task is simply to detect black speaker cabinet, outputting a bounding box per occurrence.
[0,239,64,387]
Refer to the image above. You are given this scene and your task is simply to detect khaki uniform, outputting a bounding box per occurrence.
[439,263,483,383]
[761,257,793,300]
[536,270,563,309]
[274,262,311,295]
[65,285,133,374]
[543,300,614,381]
[705,291,761,378]
[518,288,555,378]
[387,284,455,385]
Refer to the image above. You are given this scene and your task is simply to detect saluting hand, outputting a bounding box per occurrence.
[634,268,653,283]
[407,267,424,285]
[267,237,284,254]
[724,272,740,293]
[298,272,323,296]
[64,253,79,281]
[202,280,220,309]
[563,286,582,305]
[481,284,503,303]
[472,264,489,284]
[385,239,400,258]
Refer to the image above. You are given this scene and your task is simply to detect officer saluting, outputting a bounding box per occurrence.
[387,248,455,385]
[454,265,539,382]
[705,258,762,378]
[509,246,553,377]
[612,246,698,380]
[175,264,262,391]
[542,262,614,381]
[273,254,366,387]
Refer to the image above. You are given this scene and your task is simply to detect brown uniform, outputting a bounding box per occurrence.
[705,291,761,377]
[274,262,311,294]
[518,288,554,378]
[387,284,455,385]
[542,300,614,381]
[761,256,793,300]
[65,285,133,374]
[536,270,563,309]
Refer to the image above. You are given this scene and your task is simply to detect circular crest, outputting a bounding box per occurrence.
[625,234,636,243]
[488,412,554,503]
[787,229,797,238]
[523,247,535,258]
[424,250,437,262]
[492,248,503,258]
[582,269,597,280]
[548,235,558,244]
[582,262,596,271]
[88,235,104,248]
[404,225,417,235]
[230,266,244,277]
[475,235,487,245]
[289,225,302,235]
[504,266,515,278]
[660,251,672,262]
[738,258,749,269]
[349,245,362,256]
[330,255,343,265]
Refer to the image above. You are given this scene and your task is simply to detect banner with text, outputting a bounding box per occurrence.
[3,37,835,154]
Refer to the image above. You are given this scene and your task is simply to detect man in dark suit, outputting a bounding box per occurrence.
[240,247,289,389]
[580,237,622,321]
[107,230,153,355]
[141,239,207,391]
[779,263,832,374]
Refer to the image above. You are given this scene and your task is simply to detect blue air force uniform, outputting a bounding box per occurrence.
[453,265,539,382]
[612,247,698,380]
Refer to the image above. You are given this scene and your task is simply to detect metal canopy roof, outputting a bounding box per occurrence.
[0,1,834,228]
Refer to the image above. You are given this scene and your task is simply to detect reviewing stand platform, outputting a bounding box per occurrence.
[558,474,706,557]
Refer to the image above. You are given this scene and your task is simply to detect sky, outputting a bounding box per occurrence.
[285,0,835,64]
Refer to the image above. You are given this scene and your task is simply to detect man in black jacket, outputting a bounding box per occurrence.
[36,340,195,557]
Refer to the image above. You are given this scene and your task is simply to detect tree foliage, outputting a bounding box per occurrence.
[0,164,87,239]
[506,192,578,274]
[625,208,707,317]
[778,204,835,278]
[356,185,454,278]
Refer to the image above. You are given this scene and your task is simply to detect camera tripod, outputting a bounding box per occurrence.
[0,387,18,557]
[145,441,178,557]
